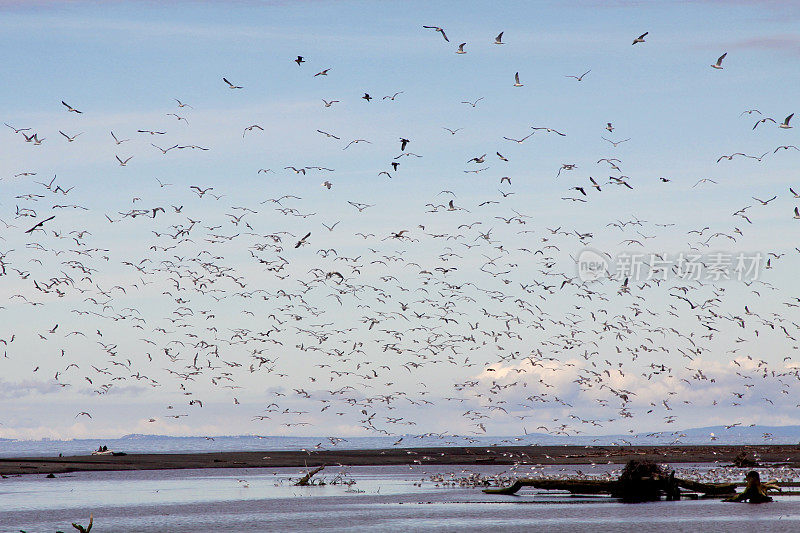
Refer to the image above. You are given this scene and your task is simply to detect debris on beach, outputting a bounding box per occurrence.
[724,471,779,503]
[71,513,93,532]
[483,459,738,501]
[294,465,325,486]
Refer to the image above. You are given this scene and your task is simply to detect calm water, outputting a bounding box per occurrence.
[1,464,799,532]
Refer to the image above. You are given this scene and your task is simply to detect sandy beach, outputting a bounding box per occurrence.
[2,444,798,476]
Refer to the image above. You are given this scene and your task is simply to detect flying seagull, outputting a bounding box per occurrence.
[223,77,243,89]
[62,101,82,113]
[711,52,727,69]
[494,32,505,45]
[566,70,591,81]
[422,25,449,42]
[632,32,648,45]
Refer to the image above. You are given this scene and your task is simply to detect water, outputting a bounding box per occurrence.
[2,464,799,532]
[2,426,799,458]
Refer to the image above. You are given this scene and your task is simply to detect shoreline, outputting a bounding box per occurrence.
[2,444,800,476]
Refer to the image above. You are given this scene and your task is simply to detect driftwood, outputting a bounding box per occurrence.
[483,476,736,498]
[483,479,615,495]
[71,513,93,532]
[724,471,777,503]
[294,465,325,486]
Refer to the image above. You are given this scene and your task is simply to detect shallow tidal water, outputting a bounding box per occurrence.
[2,464,799,532]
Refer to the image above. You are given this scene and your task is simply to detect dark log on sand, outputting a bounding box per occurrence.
[294,465,325,486]
[678,478,736,496]
[483,479,615,495]
[484,476,735,498]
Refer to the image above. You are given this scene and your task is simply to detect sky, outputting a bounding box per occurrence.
[1,0,799,442]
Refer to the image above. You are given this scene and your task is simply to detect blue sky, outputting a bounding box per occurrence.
[0,0,799,441]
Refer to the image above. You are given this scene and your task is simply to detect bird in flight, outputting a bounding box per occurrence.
[780,113,794,129]
[362,93,372,102]
[566,69,591,81]
[295,55,305,65]
[602,137,630,147]
[116,155,133,166]
[62,100,82,113]
[494,32,505,45]
[295,232,311,248]
[59,131,82,142]
[461,97,484,107]
[314,68,330,76]
[422,25,449,42]
[322,99,339,107]
[223,77,243,89]
[456,43,466,54]
[111,131,129,145]
[632,32,648,45]
[711,52,727,69]
[513,72,523,87]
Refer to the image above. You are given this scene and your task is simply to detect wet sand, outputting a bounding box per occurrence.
[2,444,799,476]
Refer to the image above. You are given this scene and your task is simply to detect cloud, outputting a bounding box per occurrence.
[729,35,800,55]
[0,379,62,399]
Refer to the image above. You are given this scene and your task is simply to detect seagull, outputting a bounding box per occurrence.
[75,412,92,418]
[243,124,264,137]
[59,131,82,142]
[752,196,777,205]
[494,32,504,45]
[693,178,718,187]
[602,137,630,147]
[513,72,523,87]
[779,113,794,129]
[711,52,727,69]
[116,155,133,166]
[566,69,591,81]
[503,133,533,143]
[383,91,404,100]
[62,100,82,113]
[4,123,30,134]
[795,207,800,219]
[314,68,330,76]
[151,143,178,154]
[322,99,339,107]
[294,55,305,65]
[606,123,614,132]
[532,127,566,136]
[223,77,243,89]
[632,32,648,45]
[362,93,372,101]
[343,139,371,150]
[111,131,129,145]
[456,43,466,54]
[317,130,340,139]
[775,145,799,153]
[753,117,776,130]
[321,181,332,189]
[174,98,193,108]
[443,127,462,135]
[422,25,449,42]
[461,97,484,107]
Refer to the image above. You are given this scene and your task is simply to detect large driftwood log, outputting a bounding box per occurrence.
[678,478,736,495]
[483,477,737,497]
[483,479,615,495]
[294,465,325,486]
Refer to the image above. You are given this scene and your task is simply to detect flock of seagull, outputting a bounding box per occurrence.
[1,26,799,444]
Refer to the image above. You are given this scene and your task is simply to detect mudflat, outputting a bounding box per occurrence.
[1,444,798,476]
